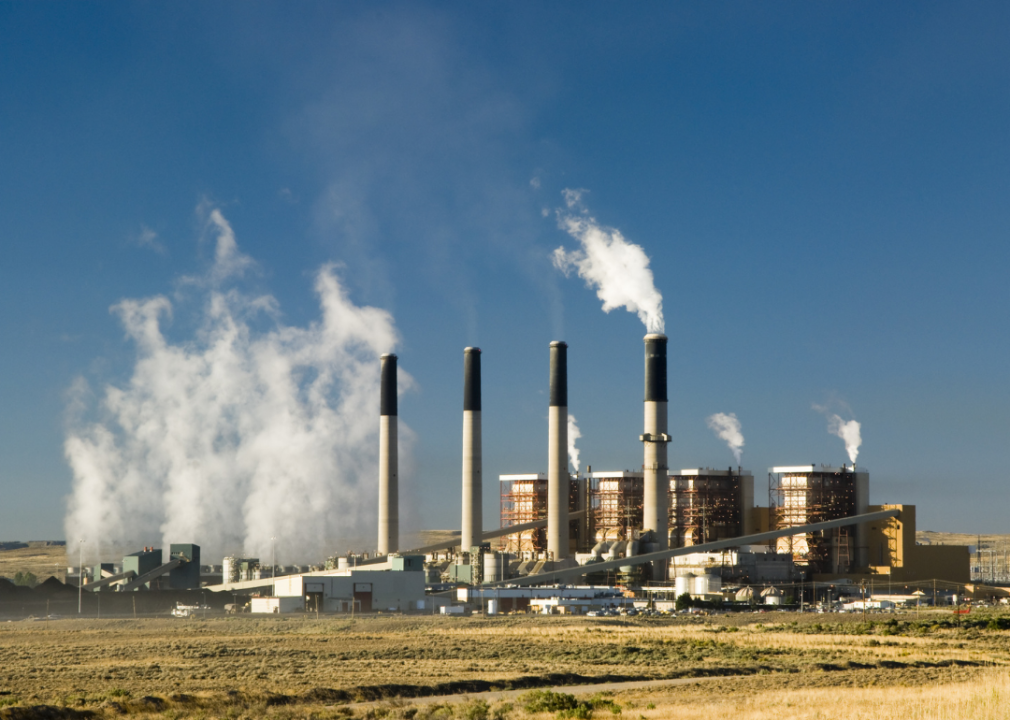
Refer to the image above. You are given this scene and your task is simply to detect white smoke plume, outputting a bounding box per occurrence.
[64,209,412,564]
[552,189,665,334]
[567,413,582,473]
[813,404,862,464]
[706,412,744,465]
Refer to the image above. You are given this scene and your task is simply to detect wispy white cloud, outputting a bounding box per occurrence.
[133,226,166,255]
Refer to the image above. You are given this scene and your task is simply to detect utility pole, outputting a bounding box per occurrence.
[77,540,84,615]
[271,536,276,597]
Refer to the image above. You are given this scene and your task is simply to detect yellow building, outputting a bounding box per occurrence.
[861,504,969,584]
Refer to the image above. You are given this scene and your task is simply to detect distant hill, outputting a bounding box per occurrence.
[0,544,68,582]
[917,531,1009,548]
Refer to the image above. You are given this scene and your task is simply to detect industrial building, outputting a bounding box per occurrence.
[501,467,754,555]
[83,544,203,592]
[860,504,969,584]
[768,465,869,574]
[589,470,643,543]
[499,473,587,558]
[670,468,755,547]
[32,326,974,622]
[272,565,426,613]
[189,334,968,613]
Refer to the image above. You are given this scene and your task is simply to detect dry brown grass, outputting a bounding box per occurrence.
[610,668,1010,719]
[0,545,68,582]
[0,612,1007,718]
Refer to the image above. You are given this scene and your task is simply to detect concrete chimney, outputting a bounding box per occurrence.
[548,341,569,560]
[461,347,482,551]
[641,334,670,553]
[378,353,398,555]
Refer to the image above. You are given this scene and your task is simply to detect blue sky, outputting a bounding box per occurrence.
[1,3,1008,550]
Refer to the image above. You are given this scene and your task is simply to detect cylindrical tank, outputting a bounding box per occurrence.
[222,556,240,584]
[674,576,691,598]
[337,557,349,570]
[692,573,721,596]
[484,553,500,583]
[487,599,498,616]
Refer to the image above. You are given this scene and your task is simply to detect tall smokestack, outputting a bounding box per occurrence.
[641,334,669,553]
[378,353,398,555]
[461,347,482,551]
[548,341,569,560]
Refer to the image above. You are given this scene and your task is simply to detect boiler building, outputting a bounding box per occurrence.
[669,468,755,547]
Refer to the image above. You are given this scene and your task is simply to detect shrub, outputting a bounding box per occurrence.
[456,699,490,720]
[489,701,512,720]
[557,705,592,720]
[519,690,579,714]
[12,571,38,588]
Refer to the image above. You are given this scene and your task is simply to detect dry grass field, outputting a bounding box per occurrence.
[0,545,68,583]
[1,610,1008,719]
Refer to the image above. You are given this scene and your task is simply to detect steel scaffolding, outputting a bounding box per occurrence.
[770,468,856,574]
[499,475,547,557]
[670,473,743,547]
[499,474,584,558]
[589,472,644,544]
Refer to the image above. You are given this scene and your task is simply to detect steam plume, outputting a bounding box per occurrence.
[64,209,412,563]
[552,190,664,334]
[567,413,582,473]
[706,412,744,465]
[813,404,862,464]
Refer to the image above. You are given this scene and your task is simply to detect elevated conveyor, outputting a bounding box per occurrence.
[117,559,183,592]
[483,508,901,587]
[355,509,590,565]
[83,570,136,591]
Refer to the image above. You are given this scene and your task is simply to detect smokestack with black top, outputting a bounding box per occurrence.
[641,334,670,553]
[378,353,398,555]
[461,347,482,551]
[548,341,569,560]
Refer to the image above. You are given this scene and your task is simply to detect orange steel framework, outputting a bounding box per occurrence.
[500,475,546,555]
[499,475,584,557]
[589,473,644,544]
[770,469,856,574]
[669,473,744,547]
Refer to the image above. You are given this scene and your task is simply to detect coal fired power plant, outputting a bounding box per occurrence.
[179,330,969,615]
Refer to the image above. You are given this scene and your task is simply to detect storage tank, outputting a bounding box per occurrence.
[692,573,721,596]
[337,557,349,570]
[674,575,691,598]
[487,599,498,616]
[222,556,240,584]
[483,552,511,583]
